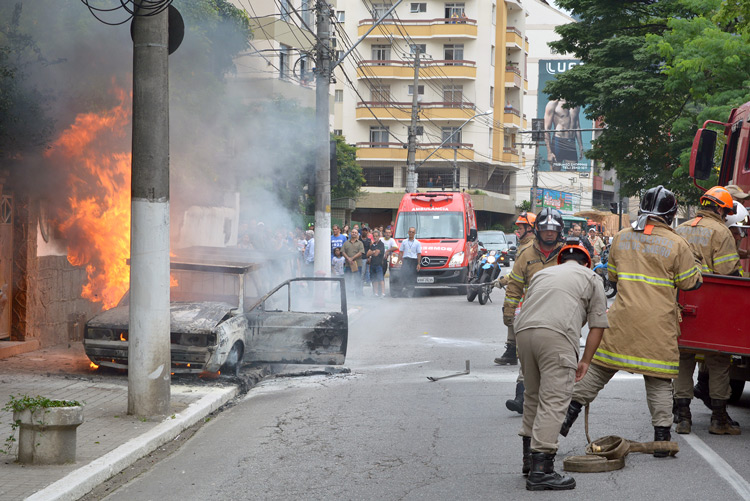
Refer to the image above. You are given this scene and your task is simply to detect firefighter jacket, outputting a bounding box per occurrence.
[676,210,741,276]
[593,219,702,379]
[502,239,563,325]
[496,232,535,288]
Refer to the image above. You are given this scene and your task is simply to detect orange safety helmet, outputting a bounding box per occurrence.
[515,212,537,227]
[700,186,735,213]
[557,242,592,268]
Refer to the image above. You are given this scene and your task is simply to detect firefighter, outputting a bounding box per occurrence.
[674,186,741,435]
[559,186,702,453]
[502,208,565,414]
[495,211,537,366]
[515,241,608,490]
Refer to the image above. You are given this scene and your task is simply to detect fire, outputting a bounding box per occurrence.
[45,84,132,310]
[89,362,99,370]
[119,333,126,341]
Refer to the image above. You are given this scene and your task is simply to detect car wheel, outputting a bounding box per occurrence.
[220,341,244,377]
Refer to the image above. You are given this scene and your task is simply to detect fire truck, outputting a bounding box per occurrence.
[678,101,750,399]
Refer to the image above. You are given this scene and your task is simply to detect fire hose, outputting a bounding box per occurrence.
[562,405,679,472]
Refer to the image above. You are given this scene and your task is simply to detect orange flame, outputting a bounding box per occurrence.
[44,84,132,310]
[89,362,99,370]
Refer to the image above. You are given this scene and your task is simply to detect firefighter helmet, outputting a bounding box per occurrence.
[726,201,749,228]
[557,242,592,268]
[515,212,537,227]
[700,186,735,213]
[635,185,678,230]
[535,208,564,244]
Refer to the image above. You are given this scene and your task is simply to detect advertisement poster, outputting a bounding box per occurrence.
[537,60,593,173]
[534,188,574,213]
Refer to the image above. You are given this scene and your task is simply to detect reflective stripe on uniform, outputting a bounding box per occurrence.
[504,296,520,305]
[607,262,617,275]
[509,270,524,283]
[674,265,700,283]
[617,272,675,288]
[593,348,679,375]
[701,265,712,274]
[714,252,739,265]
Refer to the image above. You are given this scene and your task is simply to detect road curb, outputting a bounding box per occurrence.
[26,385,239,501]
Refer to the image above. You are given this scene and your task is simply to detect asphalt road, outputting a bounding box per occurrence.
[103,267,750,500]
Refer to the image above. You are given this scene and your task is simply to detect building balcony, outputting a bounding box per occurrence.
[502,147,520,164]
[506,27,524,50]
[356,101,477,121]
[356,60,477,80]
[505,66,522,88]
[356,142,474,162]
[358,18,477,39]
[503,107,521,128]
[525,36,530,53]
[248,17,314,50]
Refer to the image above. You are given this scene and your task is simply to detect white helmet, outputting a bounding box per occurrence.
[725,201,749,227]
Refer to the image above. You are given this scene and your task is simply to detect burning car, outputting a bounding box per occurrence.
[84,247,348,375]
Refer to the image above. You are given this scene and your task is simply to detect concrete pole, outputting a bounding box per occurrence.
[453,147,458,190]
[529,145,540,213]
[128,3,171,418]
[405,49,421,193]
[313,1,332,278]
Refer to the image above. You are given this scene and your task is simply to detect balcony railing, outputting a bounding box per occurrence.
[505,65,521,75]
[357,101,475,109]
[506,26,523,37]
[357,142,474,149]
[358,59,476,68]
[358,17,477,26]
[503,106,521,117]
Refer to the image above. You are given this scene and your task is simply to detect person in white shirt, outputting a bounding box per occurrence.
[398,227,422,297]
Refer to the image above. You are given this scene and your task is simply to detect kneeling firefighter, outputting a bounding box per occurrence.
[515,241,608,490]
[502,208,565,414]
[559,186,702,453]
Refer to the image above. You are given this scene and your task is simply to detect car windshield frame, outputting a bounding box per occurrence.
[395,211,465,239]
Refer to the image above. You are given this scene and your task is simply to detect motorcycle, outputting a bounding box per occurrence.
[467,246,504,305]
[593,245,617,299]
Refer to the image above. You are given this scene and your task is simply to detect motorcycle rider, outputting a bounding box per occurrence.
[674,186,741,435]
[559,186,702,452]
[495,212,537,366]
[502,208,565,414]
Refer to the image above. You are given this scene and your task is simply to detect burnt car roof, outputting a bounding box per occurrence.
[168,246,268,274]
[87,302,235,332]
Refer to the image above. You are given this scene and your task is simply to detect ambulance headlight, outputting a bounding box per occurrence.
[448,252,464,268]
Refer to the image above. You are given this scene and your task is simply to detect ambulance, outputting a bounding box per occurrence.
[388,192,479,296]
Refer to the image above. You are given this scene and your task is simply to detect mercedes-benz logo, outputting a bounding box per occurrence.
[421,256,431,266]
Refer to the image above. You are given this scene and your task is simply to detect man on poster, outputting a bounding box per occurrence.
[543,99,584,171]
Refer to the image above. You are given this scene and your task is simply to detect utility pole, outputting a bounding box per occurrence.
[129,2,170,417]
[529,147,540,213]
[313,1,332,278]
[405,48,421,193]
[453,147,458,190]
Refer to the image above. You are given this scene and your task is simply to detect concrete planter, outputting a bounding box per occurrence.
[13,405,84,464]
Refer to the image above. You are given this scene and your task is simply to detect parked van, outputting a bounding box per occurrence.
[388,192,479,296]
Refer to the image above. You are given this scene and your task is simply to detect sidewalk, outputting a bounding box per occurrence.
[0,343,245,501]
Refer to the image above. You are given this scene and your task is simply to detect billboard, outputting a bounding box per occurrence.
[537,60,593,173]
[534,188,575,213]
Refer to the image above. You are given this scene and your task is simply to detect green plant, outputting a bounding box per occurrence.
[1,394,82,454]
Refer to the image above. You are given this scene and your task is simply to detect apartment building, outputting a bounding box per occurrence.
[332,0,527,228]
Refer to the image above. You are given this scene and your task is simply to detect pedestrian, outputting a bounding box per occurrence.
[342,224,350,237]
[515,241,608,490]
[331,247,345,276]
[436,176,443,190]
[502,208,565,415]
[569,223,594,257]
[560,186,702,453]
[342,228,364,298]
[368,229,386,297]
[331,224,348,253]
[360,227,372,287]
[674,186,741,435]
[381,227,399,277]
[397,227,421,297]
[495,211,537,366]
[589,228,605,263]
[303,230,315,276]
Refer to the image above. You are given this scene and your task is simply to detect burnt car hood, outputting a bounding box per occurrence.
[86,302,235,333]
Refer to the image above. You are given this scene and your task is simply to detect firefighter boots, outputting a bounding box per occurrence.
[522,436,531,476]
[653,426,671,457]
[494,343,518,365]
[693,369,712,410]
[526,452,576,491]
[674,398,692,435]
[559,401,583,437]
[709,399,741,435]
[506,381,525,414]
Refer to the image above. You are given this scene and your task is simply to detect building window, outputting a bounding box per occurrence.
[444,2,465,20]
[335,90,344,102]
[280,0,290,21]
[443,85,463,106]
[370,126,390,147]
[369,84,391,103]
[279,45,290,80]
[490,86,494,107]
[442,127,462,146]
[372,4,391,18]
[363,167,394,187]
[336,10,345,22]
[301,0,312,26]
[411,3,427,13]
[333,129,343,137]
[299,55,311,85]
[492,4,496,25]
[491,45,495,66]
[504,135,512,148]
[410,44,427,56]
[372,44,391,65]
[443,44,464,66]
[408,84,425,99]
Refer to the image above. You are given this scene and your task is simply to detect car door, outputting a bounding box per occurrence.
[244,277,348,365]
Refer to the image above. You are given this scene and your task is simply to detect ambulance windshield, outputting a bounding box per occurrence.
[395,212,464,239]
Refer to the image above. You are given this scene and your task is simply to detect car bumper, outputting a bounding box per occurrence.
[83,339,216,374]
[414,267,468,286]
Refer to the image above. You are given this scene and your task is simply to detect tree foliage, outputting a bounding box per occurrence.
[331,135,364,200]
[547,0,750,203]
